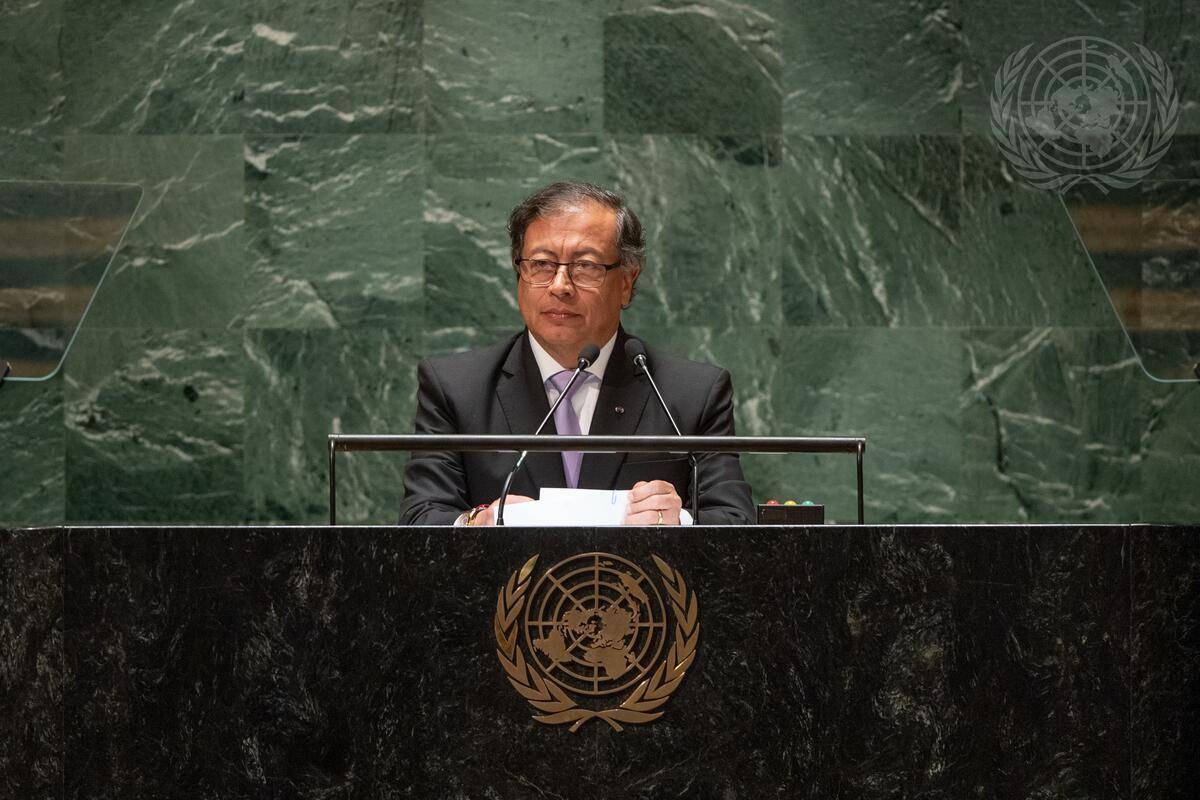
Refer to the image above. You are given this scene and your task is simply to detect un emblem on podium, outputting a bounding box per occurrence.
[493,553,699,732]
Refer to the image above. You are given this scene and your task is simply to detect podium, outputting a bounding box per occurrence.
[327,433,869,523]
[2,522,1198,797]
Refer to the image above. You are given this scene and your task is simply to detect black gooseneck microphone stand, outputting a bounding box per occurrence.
[624,338,700,525]
[495,343,600,526]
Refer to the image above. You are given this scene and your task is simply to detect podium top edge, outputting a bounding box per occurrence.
[327,434,866,454]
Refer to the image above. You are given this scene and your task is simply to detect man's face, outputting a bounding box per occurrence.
[517,202,638,364]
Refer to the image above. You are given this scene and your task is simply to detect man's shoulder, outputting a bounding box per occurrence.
[422,331,523,377]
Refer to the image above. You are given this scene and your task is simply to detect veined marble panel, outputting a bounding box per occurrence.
[0,0,64,137]
[958,137,1121,327]
[780,135,963,326]
[0,0,1195,530]
[960,328,1145,522]
[59,0,424,134]
[604,0,782,135]
[959,0,1143,135]
[1145,0,1200,133]
[424,0,603,133]
[62,135,247,329]
[781,135,1118,328]
[0,379,64,527]
[782,0,962,135]
[240,0,424,134]
[612,135,784,329]
[773,328,964,523]
[241,134,424,329]
[0,134,62,181]
[63,328,245,523]
[242,327,421,524]
[1140,381,1200,523]
[60,0,251,133]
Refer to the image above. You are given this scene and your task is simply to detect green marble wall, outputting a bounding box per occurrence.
[1,0,1196,525]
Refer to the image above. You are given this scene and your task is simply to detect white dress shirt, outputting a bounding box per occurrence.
[527,331,617,434]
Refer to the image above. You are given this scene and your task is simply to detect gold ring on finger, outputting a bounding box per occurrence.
[656,509,663,525]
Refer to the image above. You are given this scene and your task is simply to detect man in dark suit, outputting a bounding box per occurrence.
[399,182,754,526]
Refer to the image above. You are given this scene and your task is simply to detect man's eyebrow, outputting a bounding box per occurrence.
[526,245,609,258]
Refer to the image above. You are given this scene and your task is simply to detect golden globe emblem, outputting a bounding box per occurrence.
[493,553,699,732]
[525,553,666,696]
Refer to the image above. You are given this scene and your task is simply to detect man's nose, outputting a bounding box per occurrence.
[548,264,575,295]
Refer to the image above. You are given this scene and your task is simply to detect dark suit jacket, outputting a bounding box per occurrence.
[398,328,754,525]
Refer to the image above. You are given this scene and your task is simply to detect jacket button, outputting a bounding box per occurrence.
[614,405,625,415]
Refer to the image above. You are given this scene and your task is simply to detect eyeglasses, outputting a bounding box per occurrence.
[516,258,621,289]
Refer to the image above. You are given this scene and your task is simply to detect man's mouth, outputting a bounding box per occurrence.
[542,310,580,321]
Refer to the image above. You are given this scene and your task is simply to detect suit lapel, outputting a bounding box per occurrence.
[578,329,651,490]
[495,332,566,490]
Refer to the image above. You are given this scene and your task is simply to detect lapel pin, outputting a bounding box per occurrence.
[614,405,625,415]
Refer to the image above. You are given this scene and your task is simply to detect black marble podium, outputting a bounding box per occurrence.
[2,524,1198,798]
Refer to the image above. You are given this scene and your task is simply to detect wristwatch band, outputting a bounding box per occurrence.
[465,503,489,526]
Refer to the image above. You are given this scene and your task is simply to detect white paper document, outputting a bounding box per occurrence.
[499,488,693,526]
[500,488,630,526]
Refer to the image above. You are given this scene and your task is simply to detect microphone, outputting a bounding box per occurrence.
[496,343,600,526]
[624,338,700,524]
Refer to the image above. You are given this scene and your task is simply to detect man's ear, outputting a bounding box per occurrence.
[621,266,641,308]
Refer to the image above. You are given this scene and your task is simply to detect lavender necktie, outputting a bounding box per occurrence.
[549,369,587,488]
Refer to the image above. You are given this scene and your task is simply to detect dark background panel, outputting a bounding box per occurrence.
[1131,526,1200,798]
[0,529,62,800]
[58,525,1156,798]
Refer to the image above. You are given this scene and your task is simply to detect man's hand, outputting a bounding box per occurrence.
[624,480,682,526]
[470,495,534,526]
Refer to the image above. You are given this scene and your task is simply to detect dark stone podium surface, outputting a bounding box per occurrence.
[2,524,1198,799]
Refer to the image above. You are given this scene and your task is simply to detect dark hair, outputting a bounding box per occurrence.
[507,181,645,300]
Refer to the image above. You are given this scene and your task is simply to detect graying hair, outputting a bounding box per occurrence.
[507,182,645,300]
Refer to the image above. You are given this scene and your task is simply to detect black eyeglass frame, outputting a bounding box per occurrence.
[514,258,623,287]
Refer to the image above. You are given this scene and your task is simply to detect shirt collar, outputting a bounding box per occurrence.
[528,330,617,386]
